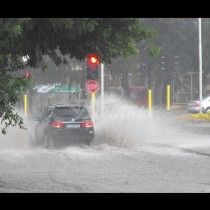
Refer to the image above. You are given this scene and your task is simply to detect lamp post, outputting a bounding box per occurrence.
[198,18,203,113]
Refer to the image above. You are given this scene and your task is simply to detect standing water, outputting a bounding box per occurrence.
[0,94,206,153]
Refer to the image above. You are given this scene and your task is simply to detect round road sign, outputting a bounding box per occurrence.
[86,80,99,93]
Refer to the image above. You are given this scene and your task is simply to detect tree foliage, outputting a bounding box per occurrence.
[0,18,31,134]
[0,18,154,134]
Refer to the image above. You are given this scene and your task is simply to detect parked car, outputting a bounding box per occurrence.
[187,95,210,113]
[33,104,95,149]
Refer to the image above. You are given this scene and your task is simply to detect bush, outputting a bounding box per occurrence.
[176,113,210,123]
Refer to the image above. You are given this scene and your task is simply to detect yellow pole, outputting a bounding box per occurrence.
[148,89,152,116]
[167,85,170,111]
[91,92,95,121]
[24,94,28,117]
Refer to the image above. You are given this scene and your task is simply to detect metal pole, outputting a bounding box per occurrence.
[91,92,95,122]
[101,63,104,114]
[199,18,203,113]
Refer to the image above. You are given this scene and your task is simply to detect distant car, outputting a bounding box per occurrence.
[187,95,210,113]
[34,104,95,149]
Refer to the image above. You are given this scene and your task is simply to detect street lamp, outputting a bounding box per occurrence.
[22,55,29,64]
[198,18,203,113]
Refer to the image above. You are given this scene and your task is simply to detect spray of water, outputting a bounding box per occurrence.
[94,93,182,149]
[0,109,34,150]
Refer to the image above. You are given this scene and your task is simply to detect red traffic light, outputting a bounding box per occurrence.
[86,53,100,80]
[24,71,31,79]
[90,56,97,64]
[87,54,99,67]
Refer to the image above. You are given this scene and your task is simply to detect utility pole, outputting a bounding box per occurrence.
[198,18,203,113]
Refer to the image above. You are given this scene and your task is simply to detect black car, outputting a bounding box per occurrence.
[34,104,95,149]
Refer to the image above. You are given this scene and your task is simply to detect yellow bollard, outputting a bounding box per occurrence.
[148,89,152,116]
[24,94,28,117]
[167,85,170,111]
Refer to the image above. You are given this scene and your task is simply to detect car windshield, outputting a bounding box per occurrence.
[54,106,90,120]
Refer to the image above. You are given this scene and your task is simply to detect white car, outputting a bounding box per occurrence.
[187,95,210,113]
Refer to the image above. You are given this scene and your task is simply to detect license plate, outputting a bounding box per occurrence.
[66,124,80,128]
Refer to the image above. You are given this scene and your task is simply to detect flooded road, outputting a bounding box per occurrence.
[1,101,210,192]
[1,131,210,192]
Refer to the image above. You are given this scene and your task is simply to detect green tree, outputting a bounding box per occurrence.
[0,18,31,134]
[0,18,154,134]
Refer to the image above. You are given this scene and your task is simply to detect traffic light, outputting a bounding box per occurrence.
[24,71,31,79]
[86,53,99,80]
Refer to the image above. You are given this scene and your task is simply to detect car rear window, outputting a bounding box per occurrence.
[54,106,90,120]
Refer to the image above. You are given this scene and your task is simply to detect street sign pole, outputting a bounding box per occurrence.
[86,80,99,120]
[91,92,95,121]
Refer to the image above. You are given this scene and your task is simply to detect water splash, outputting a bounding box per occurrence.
[0,109,34,150]
[93,94,182,148]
